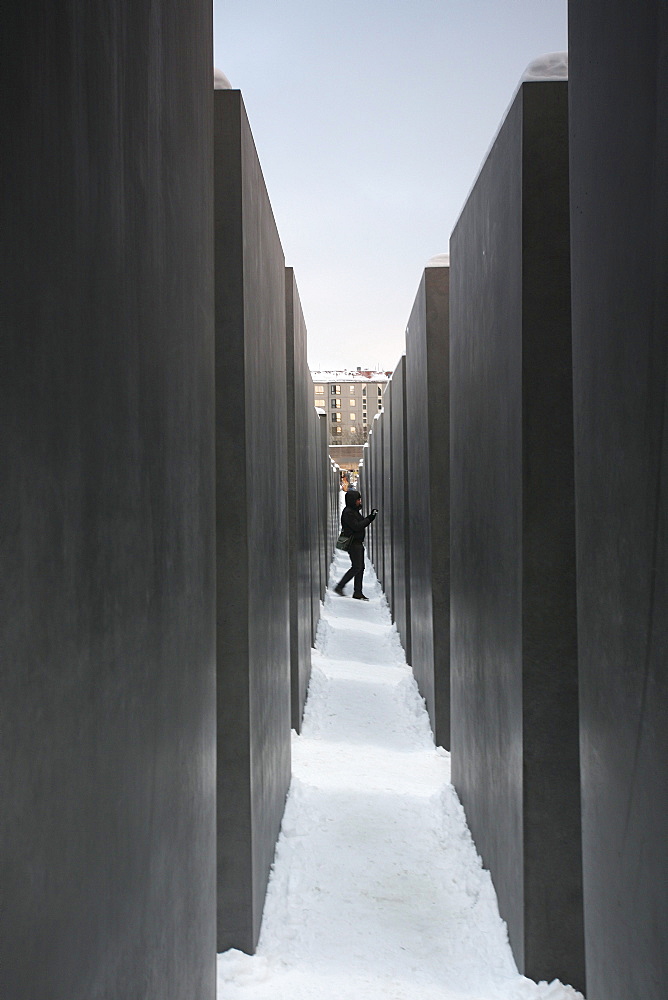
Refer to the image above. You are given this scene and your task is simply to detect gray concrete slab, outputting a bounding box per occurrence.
[214,89,290,954]
[405,265,450,746]
[383,392,394,612]
[569,4,668,996]
[450,81,584,991]
[285,270,313,732]
[0,4,216,996]
[390,357,412,661]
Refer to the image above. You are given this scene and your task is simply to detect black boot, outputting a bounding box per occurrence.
[352,593,369,601]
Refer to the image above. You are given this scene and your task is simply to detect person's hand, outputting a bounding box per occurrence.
[371,508,379,516]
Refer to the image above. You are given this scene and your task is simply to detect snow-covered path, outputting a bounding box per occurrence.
[217,553,584,1000]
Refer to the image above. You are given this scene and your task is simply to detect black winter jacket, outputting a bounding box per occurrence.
[340,490,376,544]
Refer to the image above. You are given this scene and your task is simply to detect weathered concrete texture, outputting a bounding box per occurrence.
[214,89,290,954]
[405,264,450,746]
[450,81,584,991]
[382,392,394,611]
[320,412,331,588]
[390,357,411,661]
[310,407,325,641]
[285,270,313,732]
[365,429,374,565]
[330,459,340,554]
[569,5,668,997]
[0,4,216,998]
[369,415,382,574]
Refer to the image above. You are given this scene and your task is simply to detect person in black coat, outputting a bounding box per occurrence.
[334,489,378,600]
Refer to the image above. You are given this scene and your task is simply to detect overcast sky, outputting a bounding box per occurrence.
[213,0,567,372]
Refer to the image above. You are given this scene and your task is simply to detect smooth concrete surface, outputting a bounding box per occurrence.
[450,82,584,991]
[0,4,216,997]
[370,417,383,577]
[285,269,313,732]
[405,265,449,746]
[390,357,412,661]
[366,428,375,567]
[214,89,290,954]
[319,412,330,592]
[309,407,324,641]
[569,5,668,997]
[382,393,394,612]
[366,427,376,567]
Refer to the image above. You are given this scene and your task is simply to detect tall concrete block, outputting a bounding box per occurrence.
[0,4,216,997]
[569,5,668,997]
[285,270,313,732]
[376,415,386,588]
[366,424,376,567]
[390,357,411,661]
[214,89,290,954]
[319,412,330,588]
[450,81,584,990]
[382,395,394,611]
[310,407,324,640]
[405,264,449,745]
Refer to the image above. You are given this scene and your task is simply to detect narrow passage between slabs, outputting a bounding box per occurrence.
[217,552,584,1000]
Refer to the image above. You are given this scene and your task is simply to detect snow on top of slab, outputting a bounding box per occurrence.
[521,52,568,81]
[311,369,391,383]
[426,252,450,268]
[214,67,232,89]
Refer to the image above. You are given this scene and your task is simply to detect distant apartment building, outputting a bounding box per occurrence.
[311,368,391,446]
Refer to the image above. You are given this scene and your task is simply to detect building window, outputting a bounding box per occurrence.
[350,426,356,433]
[378,400,382,409]
[336,413,342,422]
[377,386,383,396]
[362,401,367,410]
[349,385,355,394]
[362,387,366,396]
[333,399,341,408]
[331,413,337,422]
[315,385,324,394]
[363,415,367,424]
[335,426,342,435]
[331,384,340,394]
[349,412,355,421]
[314,399,321,409]
[349,399,355,407]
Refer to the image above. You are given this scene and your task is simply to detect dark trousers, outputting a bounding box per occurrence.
[337,541,365,595]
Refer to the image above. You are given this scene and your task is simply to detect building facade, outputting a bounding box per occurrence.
[311,369,390,445]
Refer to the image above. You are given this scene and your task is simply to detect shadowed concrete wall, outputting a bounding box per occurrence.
[365,427,374,565]
[450,81,584,991]
[286,269,313,732]
[319,412,330,589]
[390,357,411,661]
[382,391,394,611]
[569,5,668,997]
[0,4,216,998]
[309,407,324,641]
[214,89,290,954]
[405,264,449,746]
[366,424,376,568]
[362,413,383,580]
[380,415,386,589]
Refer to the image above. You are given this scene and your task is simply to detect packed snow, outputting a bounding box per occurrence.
[311,370,392,383]
[217,549,585,1000]
[521,52,568,81]
[214,67,232,89]
[426,252,450,268]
